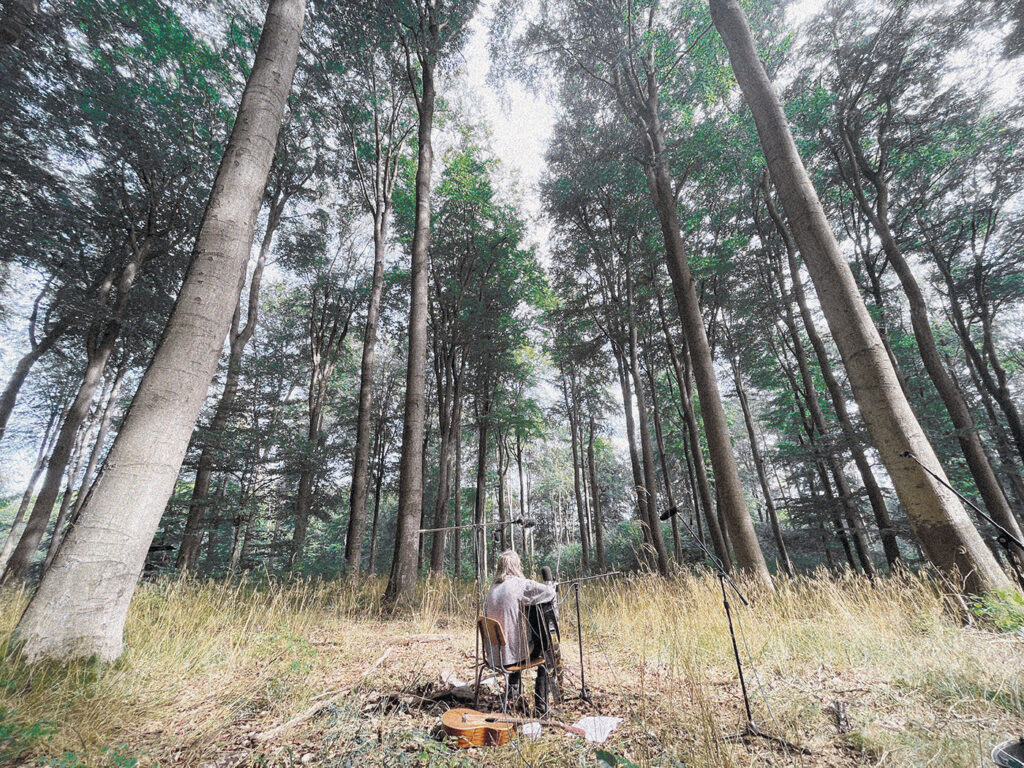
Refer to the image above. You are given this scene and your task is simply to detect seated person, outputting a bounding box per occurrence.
[484,550,556,714]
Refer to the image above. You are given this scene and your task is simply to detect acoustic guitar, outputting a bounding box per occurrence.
[440,707,586,748]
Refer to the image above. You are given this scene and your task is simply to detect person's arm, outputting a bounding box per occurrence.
[520,578,556,606]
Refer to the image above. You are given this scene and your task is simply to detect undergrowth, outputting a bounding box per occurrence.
[0,572,1019,767]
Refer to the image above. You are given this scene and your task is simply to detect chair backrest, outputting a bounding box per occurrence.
[477,616,506,670]
[478,615,506,647]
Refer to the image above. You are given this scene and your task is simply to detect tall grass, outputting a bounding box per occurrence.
[0,571,1020,766]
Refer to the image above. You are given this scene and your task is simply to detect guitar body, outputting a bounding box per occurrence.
[441,708,515,748]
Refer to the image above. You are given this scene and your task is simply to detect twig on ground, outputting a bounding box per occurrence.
[255,647,392,742]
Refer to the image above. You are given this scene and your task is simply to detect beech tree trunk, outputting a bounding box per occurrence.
[2,339,116,583]
[762,185,903,568]
[0,403,62,574]
[472,390,490,584]
[178,203,279,572]
[0,319,68,445]
[710,0,1009,594]
[454,420,464,578]
[644,349,681,562]
[563,376,591,572]
[626,313,670,576]
[731,358,793,576]
[587,417,606,572]
[645,160,769,586]
[384,55,435,608]
[657,296,731,567]
[834,122,1024,568]
[346,214,390,573]
[0,0,38,53]
[13,0,304,661]
[613,347,655,556]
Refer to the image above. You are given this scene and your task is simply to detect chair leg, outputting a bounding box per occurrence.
[474,663,482,709]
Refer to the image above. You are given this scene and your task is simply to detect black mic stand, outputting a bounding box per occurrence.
[662,506,806,754]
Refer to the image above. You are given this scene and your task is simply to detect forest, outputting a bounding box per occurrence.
[0,0,1023,765]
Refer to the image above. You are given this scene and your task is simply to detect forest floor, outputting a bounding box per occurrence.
[0,573,1022,767]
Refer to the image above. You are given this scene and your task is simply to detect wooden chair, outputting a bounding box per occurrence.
[474,616,545,708]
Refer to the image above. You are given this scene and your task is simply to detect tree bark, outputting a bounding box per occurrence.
[587,417,606,573]
[644,348,681,562]
[0,0,38,53]
[428,354,464,572]
[0,402,62,574]
[2,338,116,583]
[0,318,69,446]
[178,202,279,572]
[762,185,902,568]
[472,389,490,584]
[731,358,793,576]
[346,213,391,573]
[384,53,435,608]
[563,376,591,572]
[626,310,670,576]
[644,159,769,586]
[834,123,1024,569]
[613,346,655,556]
[13,0,304,661]
[454,416,464,579]
[710,0,1009,594]
[654,282,731,568]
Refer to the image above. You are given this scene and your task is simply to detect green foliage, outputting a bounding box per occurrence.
[968,589,1024,632]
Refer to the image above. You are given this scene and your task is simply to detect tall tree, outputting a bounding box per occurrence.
[709,0,1010,594]
[383,0,478,607]
[13,0,306,660]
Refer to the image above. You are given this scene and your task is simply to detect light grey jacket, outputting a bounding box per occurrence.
[484,575,556,665]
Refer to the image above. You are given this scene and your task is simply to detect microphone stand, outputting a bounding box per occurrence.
[552,571,620,706]
[662,507,805,754]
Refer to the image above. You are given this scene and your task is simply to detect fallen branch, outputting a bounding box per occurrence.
[255,647,392,742]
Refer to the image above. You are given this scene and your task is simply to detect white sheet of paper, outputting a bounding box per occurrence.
[573,716,623,743]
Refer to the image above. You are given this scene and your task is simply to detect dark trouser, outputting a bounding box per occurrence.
[508,603,551,714]
[508,664,548,714]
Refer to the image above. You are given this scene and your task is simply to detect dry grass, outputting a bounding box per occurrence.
[0,571,1021,767]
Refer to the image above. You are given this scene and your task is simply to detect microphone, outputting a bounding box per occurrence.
[520,518,537,529]
[659,506,679,522]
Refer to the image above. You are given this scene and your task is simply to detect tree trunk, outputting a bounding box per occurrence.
[563,377,591,573]
[645,350,681,562]
[710,0,1008,594]
[763,186,902,568]
[655,286,731,567]
[0,0,38,53]
[836,124,1024,573]
[0,319,68,446]
[178,202,279,572]
[368,422,386,574]
[0,403,62,573]
[626,314,670,576]
[429,355,463,572]
[642,120,769,586]
[731,358,793,576]
[613,347,654,555]
[587,417,606,573]
[454,417,464,579]
[13,0,304,661]
[774,262,877,578]
[2,339,116,584]
[384,55,435,608]
[472,390,490,585]
[346,213,390,573]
